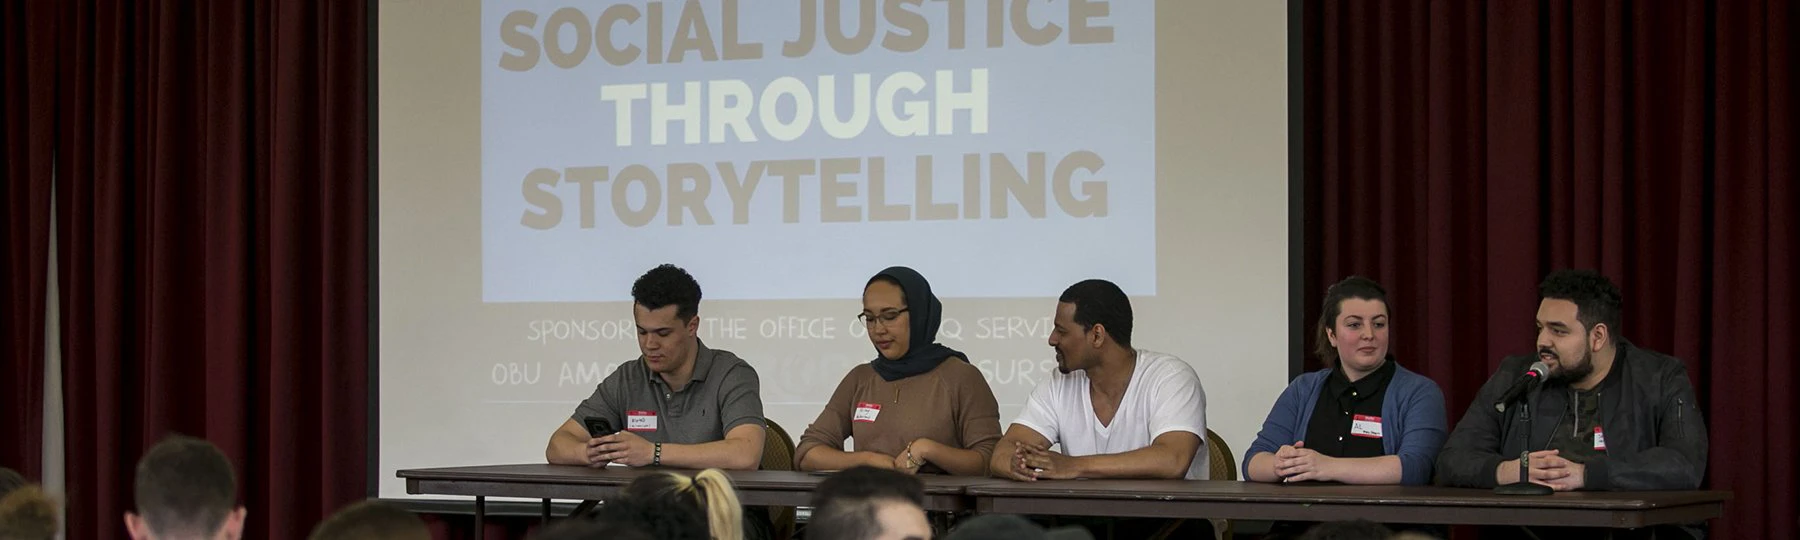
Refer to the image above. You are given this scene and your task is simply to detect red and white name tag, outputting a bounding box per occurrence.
[853,402,881,423]
[1350,414,1383,438]
[626,410,658,432]
[1594,427,1607,451]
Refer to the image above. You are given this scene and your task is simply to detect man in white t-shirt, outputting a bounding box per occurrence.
[988,279,1210,481]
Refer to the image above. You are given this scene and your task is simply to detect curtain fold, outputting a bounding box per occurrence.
[0,0,58,482]
[1305,1,1798,538]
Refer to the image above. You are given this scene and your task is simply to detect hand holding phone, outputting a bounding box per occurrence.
[583,417,614,438]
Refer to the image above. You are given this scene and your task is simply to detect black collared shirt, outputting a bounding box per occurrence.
[1303,358,1397,458]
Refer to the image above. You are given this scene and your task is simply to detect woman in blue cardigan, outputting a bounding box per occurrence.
[1243,277,1447,486]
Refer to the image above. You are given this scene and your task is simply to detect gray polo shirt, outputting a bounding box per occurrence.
[569,340,765,444]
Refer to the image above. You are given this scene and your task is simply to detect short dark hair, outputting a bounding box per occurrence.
[808,467,926,540]
[1299,519,1392,540]
[525,518,626,540]
[1538,269,1623,334]
[1313,277,1391,362]
[533,516,655,540]
[0,468,25,498]
[134,435,238,538]
[805,498,885,540]
[810,466,925,509]
[1057,279,1133,348]
[631,264,703,320]
[307,500,428,540]
[588,496,707,540]
[944,514,1054,540]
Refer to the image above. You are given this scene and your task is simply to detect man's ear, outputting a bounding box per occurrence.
[217,506,248,540]
[124,511,151,540]
[1589,322,1610,352]
[1089,324,1108,349]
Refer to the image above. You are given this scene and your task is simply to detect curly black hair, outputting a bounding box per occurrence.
[1058,279,1134,348]
[631,264,702,320]
[1539,269,1623,334]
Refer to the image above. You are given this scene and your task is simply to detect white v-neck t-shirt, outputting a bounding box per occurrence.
[1011,349,1210,479]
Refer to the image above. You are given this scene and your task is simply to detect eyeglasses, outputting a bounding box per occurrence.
[857,308,910,329]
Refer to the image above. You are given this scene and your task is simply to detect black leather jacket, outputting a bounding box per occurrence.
[1435,340,1708,490]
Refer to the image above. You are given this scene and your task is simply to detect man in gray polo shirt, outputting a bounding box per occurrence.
[545,264,766,470]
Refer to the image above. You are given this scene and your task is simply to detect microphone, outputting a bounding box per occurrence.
[1493,361,1550,413]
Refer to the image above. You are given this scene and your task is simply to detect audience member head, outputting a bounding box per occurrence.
[1300,519,1393,540]
[809,467,931,540]
[1313,276,1391,375]
[810,466,925,509]
[0,484,59,540]
[619,469,742,540]
[943,514,1092,540]
[1536,269,1624,384]
[0,469,25,499]
[589,496,708,540]
[306,500,428,540]
[1050,279,1134,374]
[807,497,930,540]
[125,436,246,540]
[532,515,655,540]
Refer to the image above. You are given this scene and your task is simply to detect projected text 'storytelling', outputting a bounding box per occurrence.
[518,152,1107,229]
[481,0,1155,300]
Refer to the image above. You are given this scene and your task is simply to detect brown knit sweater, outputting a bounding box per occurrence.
[794,359,1002,473]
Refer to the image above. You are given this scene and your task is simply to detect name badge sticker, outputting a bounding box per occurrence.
[626,410,658,432]
[1351,414,1384,438]
[853,402,881,423]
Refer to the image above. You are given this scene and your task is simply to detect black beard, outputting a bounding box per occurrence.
[1545,347,1595,384]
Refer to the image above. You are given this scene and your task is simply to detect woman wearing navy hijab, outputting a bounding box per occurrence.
[795,267,1002,475]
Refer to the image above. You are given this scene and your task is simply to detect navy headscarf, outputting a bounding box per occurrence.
[866,266,967,381]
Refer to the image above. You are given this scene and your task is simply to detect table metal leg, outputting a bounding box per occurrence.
[571,500,599,517]
[475,496,486,540]
[542,499,552,524]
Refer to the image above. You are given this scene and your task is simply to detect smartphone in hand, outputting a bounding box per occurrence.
[583,417,614,438]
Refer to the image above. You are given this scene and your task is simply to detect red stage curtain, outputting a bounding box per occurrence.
[0,0,58,483]
[44,1,368,538]
[1304,1,1796,537]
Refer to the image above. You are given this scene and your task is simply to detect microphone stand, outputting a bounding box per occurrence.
[1494,391,1553,496]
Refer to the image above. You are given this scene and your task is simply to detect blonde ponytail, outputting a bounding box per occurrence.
[692,469,743,540]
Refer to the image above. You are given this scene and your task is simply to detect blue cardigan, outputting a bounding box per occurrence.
[1241,362,1448,485]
